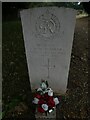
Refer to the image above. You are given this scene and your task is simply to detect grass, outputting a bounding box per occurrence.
[2,20,36,119]
[3,20,27,101]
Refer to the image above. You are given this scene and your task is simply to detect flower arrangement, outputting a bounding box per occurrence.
[32,80,59,114]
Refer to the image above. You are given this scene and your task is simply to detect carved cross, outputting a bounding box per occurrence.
[43,58,55,78]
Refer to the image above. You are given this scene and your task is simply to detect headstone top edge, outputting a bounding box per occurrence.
[20,7,77,14]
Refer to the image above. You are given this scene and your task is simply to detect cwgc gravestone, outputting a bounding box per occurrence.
[20,7,76,94]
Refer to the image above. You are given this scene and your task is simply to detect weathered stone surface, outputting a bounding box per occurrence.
[20,7,76,94]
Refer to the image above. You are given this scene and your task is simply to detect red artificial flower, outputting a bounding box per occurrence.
[41,94,44,99]
[38,106,45,113]
[35,94,41,99]
[47,99,55,108]
[48,96,53,101]
[41,79,45,82]
[38,99,45,105]
[44,93,49,101]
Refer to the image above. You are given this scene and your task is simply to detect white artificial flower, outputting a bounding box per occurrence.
[54,97,59,105]
[42,104,48,111]
[41,82,47,90]
[44,88,49,93]
[48,88,53,96]
[37,87,42,92]
[32,97,39,104]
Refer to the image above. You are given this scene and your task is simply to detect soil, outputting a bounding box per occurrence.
[2,16,89,119]
[56,16,89,119]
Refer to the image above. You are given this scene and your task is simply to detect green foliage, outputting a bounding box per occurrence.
[28,2,83,10]
[2,97,21,119]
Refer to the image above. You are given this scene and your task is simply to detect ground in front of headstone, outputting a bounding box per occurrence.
[35,108,56,120]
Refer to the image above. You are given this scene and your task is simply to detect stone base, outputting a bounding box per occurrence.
[35,108,56,120]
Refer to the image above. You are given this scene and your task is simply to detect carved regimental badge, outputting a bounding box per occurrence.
[35,11,60,38]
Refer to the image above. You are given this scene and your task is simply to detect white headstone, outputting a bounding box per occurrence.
[20,7,76,94]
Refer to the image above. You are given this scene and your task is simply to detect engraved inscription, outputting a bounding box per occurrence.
[35,11,60,38]
[30,46,62,58]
